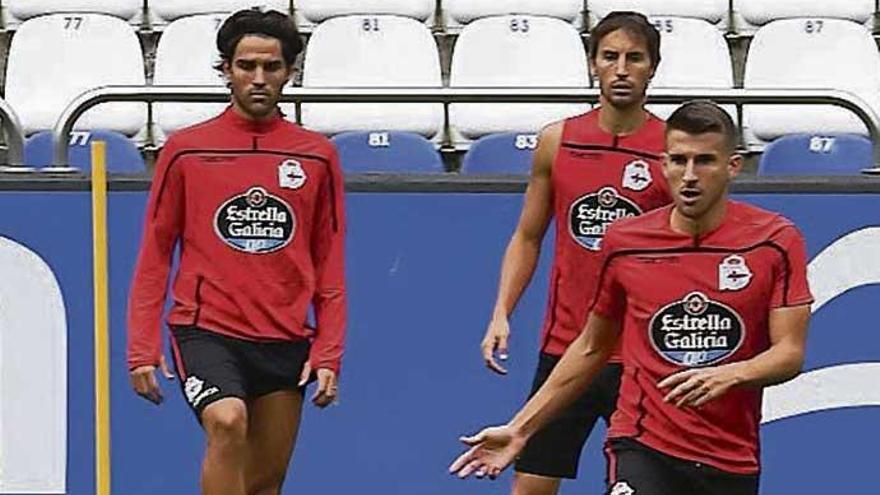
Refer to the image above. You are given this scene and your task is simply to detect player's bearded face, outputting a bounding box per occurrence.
[591,29,655,109]
[224,35,293,121]
[662,130,742,220]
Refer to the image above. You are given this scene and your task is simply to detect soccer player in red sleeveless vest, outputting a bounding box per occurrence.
[452,101,812,495]
[478,12,670,495]
[127,10,347,495]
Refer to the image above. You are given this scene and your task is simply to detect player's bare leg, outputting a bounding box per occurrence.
[201,398,249,495]
[244,390,304,495]
[512,472,561,495]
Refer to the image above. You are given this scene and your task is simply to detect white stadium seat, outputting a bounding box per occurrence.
[444,0,582,24]
[589,0,728,24]
[647,17,734,120]
[296,0,435,23]
[301,15,443,137]
[150,0,289,23]
[449,15,590,139]
[5,0,141,21]
[0,237,67,494]
[744,19,880,139]
[5,14,147,136]
[737,0,873,25]
[153,14,230,134]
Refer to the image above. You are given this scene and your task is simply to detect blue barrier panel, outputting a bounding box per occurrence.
[0,190,877,494]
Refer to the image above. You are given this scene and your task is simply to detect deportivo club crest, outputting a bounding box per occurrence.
[622,160,652,191]
[214,186,296,254]
[568,187,642,251]
[278,159,306,190]
[649,291,745,367]
[719,255,753,291]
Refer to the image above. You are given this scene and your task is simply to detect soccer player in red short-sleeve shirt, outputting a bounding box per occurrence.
[479,13,669,495]
[452,101,812,495]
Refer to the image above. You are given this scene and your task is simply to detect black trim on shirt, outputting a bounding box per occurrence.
[588,241,796,317]
[540,271,563,354]
[633,367,646,439]
[327,162,340,233]
[193,275,204,327]
[153,148,332,219]
[561,142,662,161]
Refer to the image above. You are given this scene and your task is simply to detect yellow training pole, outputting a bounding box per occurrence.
[91,140,111,495]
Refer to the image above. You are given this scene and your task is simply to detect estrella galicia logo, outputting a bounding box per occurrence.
[568,187,642,251]
[649,291,745,367]
[214,186,295,254]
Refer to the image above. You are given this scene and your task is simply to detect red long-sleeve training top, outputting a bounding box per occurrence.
[127,107,347,373]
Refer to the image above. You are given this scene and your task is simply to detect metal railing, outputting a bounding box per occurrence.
[0,99,26,167]
[35,85,880,170]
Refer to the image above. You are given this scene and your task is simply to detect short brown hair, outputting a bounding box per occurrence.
[589,12,661,70]
[666,100,739,152]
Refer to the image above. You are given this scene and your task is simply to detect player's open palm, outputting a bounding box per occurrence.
[449,425,526,480]
[481,318,511,374]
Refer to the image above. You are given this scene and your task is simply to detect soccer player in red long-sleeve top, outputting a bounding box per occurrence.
[479,13,669,495]
[127,10,346,495]
[452,101,812,495]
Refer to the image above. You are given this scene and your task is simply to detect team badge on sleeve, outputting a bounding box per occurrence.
[278,159,306,190]
[719,255,753,291]
[622,160,652,191]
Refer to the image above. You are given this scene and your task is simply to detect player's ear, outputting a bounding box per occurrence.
[661,152,671,179]
[727,153,743,180]
[217,60,233,89]
[283,63,296,85]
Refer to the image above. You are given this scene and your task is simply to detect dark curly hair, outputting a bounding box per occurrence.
[214,9,303,73]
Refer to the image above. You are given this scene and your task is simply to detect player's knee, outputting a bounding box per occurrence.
[247,471,286,495]
[512,472,561,495]
[202,400,247,445]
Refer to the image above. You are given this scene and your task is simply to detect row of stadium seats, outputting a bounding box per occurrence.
[6,14,879,141]
[0,0,877,27]
[20,128,874,177]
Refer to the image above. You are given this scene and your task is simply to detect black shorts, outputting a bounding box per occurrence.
[605,438,759,495]
[169,325,310,420]
[514,353,622,479]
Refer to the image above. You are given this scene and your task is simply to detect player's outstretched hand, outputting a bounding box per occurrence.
[449,425,526,480]
[658,363,743,408]
[130,355,175,405]
[481,318,511,375]
[300,362,339,408]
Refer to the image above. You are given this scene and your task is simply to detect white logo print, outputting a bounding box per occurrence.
[719,255,753,291]
[184,375,219,407]
[184,376,204,404]
[278,159,306,190]
[622,160,652,191]
[611,480,635,495]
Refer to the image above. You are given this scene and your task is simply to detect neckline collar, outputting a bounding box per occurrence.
[665,199,738,247]
[220,105,284,134]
